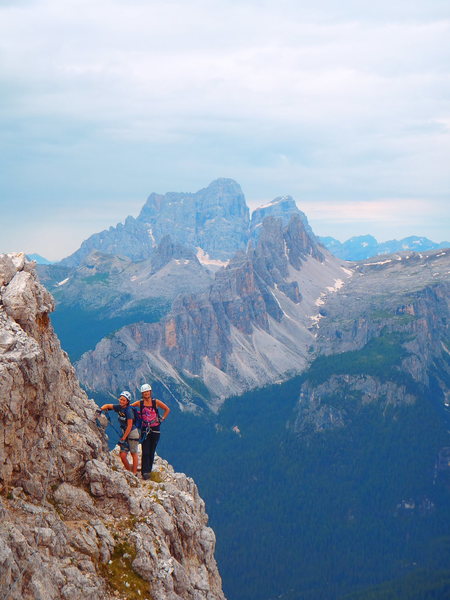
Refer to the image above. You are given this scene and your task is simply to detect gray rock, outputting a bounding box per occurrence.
[0,254,226,600]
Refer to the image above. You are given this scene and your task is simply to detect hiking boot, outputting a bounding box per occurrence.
[142,472,151,480]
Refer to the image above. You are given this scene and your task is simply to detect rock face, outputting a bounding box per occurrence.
[75,215,351,408]
[61,179,250,267]
[290,249,450,435]
[0,253,225,600]
[60,216,153,267]
[138,178,250,262]
[249,195,314,241]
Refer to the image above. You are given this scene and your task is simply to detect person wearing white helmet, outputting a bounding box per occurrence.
[131,383,170,480]
[100,391,140,475]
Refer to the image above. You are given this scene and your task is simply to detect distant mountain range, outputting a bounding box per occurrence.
[318,234,450,260]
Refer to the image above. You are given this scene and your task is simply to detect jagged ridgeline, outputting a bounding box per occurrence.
[32,178,450,599]
[0,253,225,600]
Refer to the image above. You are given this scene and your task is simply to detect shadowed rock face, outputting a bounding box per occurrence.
[0,253,225,600]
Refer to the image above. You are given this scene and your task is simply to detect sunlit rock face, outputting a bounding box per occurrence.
[0,253,226,600]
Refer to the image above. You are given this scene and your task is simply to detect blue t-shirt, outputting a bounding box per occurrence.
[113,404,137,432]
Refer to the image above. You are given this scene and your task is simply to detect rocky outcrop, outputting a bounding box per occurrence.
[0,253,225,600]
[75,216,350,407]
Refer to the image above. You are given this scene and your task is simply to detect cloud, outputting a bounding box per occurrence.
[0,0,449,258]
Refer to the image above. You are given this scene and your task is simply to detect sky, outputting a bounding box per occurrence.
[1,0,449,261]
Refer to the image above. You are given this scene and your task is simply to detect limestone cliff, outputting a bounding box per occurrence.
[0,254,225,600]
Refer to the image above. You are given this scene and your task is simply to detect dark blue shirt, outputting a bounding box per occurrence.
[113,404,137,432]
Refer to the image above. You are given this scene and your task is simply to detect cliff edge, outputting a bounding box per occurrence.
[0,253,225,600]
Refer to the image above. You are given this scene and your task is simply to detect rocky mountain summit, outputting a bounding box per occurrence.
[75,215,351,408]
[249,195,314,240]
[60,179,251,268]
[0,253,225,600]
[291,249,450,435]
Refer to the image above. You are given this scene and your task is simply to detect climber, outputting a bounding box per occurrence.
[131,383,170,480]
[100,391,140,475]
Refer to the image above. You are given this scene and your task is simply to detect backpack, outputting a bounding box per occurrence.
[131,406,142,431]
[137,399,160,431]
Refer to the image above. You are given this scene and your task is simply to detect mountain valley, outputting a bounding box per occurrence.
[29,178,450,599]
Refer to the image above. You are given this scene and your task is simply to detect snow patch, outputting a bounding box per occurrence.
[326,278,344,292]
[310,314,324,326]
[147,227,156,247]
[256,197,284,210]
[363,259,393,266]
[196,247,229,268]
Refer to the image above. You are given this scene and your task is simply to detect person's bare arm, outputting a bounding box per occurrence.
[156,399,170,421]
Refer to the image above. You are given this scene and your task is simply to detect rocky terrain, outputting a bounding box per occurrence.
[291,248,450,435]
[75,215,351,409]
[39,236,215,318]
[0,253,225,600]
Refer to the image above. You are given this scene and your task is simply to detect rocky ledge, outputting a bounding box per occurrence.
[0,253,225,600]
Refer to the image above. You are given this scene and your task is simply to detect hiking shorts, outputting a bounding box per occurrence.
[119,429,140,454]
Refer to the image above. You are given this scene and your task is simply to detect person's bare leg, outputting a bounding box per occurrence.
[119,451,131,471]
[131,452,138,475]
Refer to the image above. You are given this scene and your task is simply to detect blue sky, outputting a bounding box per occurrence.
[1,0,449,261]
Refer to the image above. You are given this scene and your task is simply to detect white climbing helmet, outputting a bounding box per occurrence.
[119,390,132,403]
[140,383,152,393]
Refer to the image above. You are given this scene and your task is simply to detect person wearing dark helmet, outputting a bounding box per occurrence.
[100,391,140,475]
[131,383,170,480]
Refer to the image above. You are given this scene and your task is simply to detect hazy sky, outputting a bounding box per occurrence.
[1,0,449,260]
